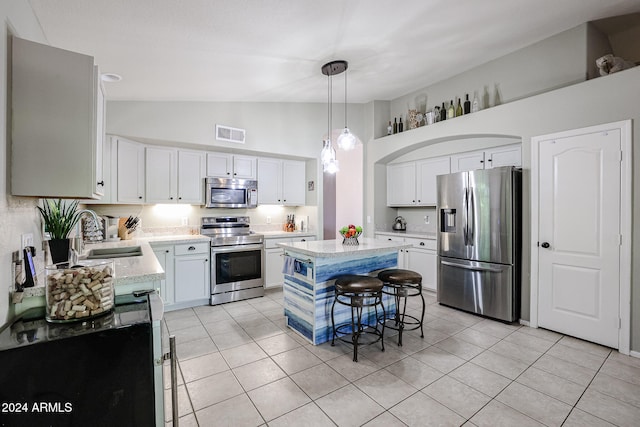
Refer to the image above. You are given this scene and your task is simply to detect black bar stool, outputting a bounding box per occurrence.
[377,269,425,346]
[331,274,385,362]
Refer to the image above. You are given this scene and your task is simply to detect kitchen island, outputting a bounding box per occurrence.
[277,237,411,345]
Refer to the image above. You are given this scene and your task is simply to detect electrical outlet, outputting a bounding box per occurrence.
[266,216,271,224]
[21,233,34,249]
[424,215,430,224]
[180,217,188,226]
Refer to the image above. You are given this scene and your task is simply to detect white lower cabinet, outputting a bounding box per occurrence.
[404,237,437,292]
[265,235,316,288]
[375,234,437,293]
[152,245,174,306]
[152,242,210,311]
[174,243,210,307]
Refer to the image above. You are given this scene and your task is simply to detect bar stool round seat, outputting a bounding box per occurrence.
[377,269,425,346]
[331,275,385,362]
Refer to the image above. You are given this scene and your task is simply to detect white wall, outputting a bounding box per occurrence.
[387,24,589,135]
[0,0,49,323]
[365,66,640,350]
[335,144,364,237]
[106,101,365,160]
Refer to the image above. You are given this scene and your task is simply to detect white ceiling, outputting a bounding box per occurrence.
[27,0,640,103]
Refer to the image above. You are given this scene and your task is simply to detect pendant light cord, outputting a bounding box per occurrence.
[343,68,348,128]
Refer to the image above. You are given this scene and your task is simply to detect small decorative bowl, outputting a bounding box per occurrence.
[339,230,362,245]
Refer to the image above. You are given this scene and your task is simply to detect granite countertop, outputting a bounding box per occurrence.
[18,235,211,299]
[277,237,411,258]
[259,231,317,238]
[374,230,437,240]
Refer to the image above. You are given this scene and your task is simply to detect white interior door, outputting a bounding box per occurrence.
[538,129,621,348]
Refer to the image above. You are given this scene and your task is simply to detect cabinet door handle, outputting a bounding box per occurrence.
[419,242,425,246]
[138,196,143,199]
[301,239,306,242]
[165,250,169,253]
[188,246,196,251]
[178,197,182,200]
[97,180,104,186]
[169,196,174,200]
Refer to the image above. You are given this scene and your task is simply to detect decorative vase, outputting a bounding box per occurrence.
[48,238,71,265]
[408,109,419,129]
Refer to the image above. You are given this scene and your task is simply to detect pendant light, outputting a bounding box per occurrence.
[336,64,357,151]
[320,60,347,174]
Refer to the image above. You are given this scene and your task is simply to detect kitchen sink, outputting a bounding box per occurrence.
[85,246,143,259]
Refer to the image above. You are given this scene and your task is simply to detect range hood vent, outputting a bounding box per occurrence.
[216,124,245,144]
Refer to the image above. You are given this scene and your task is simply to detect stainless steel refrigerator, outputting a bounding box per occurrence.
[437,166,521,322]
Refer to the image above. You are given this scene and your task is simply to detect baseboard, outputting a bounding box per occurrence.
[629,350,640,359]
[519,319,530,327]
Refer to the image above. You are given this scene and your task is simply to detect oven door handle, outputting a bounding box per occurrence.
[211,243,264,254]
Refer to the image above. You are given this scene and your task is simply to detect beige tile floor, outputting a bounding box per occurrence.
[162,289,640,427]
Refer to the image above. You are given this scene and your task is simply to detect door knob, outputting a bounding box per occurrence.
[541,242,550,248]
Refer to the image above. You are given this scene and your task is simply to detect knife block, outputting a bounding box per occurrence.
[118,218,132,240]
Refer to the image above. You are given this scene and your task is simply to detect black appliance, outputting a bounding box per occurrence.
[0,293,161,427]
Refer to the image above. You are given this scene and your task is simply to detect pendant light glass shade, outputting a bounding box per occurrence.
[324,158,339,174]
[336,128,356,150]
[320,139,335,165]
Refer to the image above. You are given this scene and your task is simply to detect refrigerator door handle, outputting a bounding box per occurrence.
[468,187,475,246]
[463,188,469,246]
[441,260,504,273]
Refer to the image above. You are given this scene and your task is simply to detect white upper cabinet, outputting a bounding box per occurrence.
[84,136,116,205]
[416,157,450,206]
[257,158,281,204]
[387,162,416,206]
[116,138,146,203]
[11,37,105,199]
[388,157,450,207]
[206,153,256,179]
[485,145,522,169]
[146,147,177,204]
[450,144,521,172]
[146,147,205,204]
[177,150,206,204]
[282,160,306,206]
[257,158,305,206]
[450,151,485,173]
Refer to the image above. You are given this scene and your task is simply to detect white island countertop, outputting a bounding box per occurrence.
[277,237,411,258]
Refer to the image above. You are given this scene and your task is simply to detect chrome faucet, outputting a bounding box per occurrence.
[73,209,101,255]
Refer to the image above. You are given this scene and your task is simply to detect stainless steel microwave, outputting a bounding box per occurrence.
[205,177,258,208]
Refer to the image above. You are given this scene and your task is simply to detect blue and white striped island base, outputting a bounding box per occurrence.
[277,238,412,345]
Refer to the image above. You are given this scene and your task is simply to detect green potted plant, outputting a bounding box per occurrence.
[37,199,82,265]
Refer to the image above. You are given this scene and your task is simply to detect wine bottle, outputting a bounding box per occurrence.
[387,121,393,135]
[447,100,455,119]
[464,94,471,114]
[456,99,463,117]
[440,102,447,121]
[393,118,397,134]
[471,92,480,113]
[398,116,404,132]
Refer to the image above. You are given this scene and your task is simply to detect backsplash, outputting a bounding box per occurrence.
[376,207,438,234]
[0,197,46,323]
[85,204,318,235]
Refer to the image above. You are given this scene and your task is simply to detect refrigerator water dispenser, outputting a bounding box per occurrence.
[440,209,456,232]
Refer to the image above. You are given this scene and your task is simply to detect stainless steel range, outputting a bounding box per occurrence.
[201,216,265,305]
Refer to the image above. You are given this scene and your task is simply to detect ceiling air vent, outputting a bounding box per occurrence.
[216,124,246,144]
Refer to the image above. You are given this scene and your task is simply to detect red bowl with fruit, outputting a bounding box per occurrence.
[339,224,362,245]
